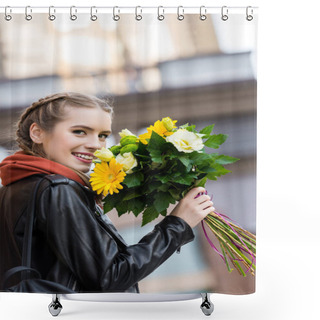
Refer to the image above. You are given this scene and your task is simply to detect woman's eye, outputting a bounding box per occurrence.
[73,130,86,135]
[99,134,109,140]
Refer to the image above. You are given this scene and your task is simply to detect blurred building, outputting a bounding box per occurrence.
[0,12,257,294]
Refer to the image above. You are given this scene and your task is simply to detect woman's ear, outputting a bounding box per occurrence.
[29,122,44,144]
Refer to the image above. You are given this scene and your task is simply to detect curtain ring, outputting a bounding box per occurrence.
[246,6,254,21]
[113,6,120,21]
[49,6,56,21]
[70,6,77,21]
[200,6,207,21]
[177,6,184,21]
[135,6,142,21]
[221,6,228,21]
[4,6,12,21]
[91,6,98,21]
[157,6,165,21]
[25,6,32,21]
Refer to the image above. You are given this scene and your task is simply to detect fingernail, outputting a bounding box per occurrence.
[195,192,204,199]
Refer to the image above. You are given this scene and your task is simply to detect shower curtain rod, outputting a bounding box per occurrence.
[0,6,258,15]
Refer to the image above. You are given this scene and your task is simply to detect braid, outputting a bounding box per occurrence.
[16,94,65,155]
[16,92,113,156]
[18,95,58,125]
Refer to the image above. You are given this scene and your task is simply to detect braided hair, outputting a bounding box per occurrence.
[16,92,113,157]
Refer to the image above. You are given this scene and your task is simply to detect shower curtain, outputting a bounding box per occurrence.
[0,6,257,298]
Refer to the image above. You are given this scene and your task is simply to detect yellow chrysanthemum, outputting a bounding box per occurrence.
[139,118,177,144]
[90,158,126,196]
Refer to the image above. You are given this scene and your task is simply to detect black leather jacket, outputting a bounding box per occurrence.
[0,174,194,293]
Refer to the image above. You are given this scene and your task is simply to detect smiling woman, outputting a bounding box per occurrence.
[29,106,112,173]
[16,92,113,159]
[0,91,214,296]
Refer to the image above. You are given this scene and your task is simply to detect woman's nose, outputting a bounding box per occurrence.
[86,136,103,151]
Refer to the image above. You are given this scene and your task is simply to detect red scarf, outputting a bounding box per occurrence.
[0,151,88,187]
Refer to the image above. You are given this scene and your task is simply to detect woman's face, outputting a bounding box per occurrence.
[36,106,112,173]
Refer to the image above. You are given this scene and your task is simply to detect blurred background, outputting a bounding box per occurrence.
[0,12,257,294]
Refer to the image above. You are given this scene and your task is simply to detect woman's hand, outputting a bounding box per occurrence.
[170,187,215,228]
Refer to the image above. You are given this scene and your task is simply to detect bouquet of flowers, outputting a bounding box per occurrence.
[90,117,256,276]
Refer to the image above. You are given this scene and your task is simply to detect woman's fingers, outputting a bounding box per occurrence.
[185,187,206,200]
[194,194,211,205]
[170,187,215,228]
[201,206,215,218]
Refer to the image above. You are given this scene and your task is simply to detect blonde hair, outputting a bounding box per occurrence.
[16,92,113,156]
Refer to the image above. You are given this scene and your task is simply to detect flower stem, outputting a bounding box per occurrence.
[204,217,255,275]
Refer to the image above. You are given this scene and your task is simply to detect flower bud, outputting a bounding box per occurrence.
[120,143,138,155]
[120,135,138,147]
[110,145,122,155]
[161,117,175,131]
[94,147,114,162]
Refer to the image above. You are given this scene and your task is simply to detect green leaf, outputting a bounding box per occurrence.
[148,151,163,162]
[155,174,172,184]
[179,123,189,129]
[179,123,197,132]
[179,155,192,171]
[204,134,228,149]
[190,153,214,171]
[103,192,122,213]
[190,152,212,164]
[186,125,196,132]
[136,141,149,156]
[115,201,128,216]
[158,184,170,192]
[148,131,167,149]
[198,166,217,173]
[199,124,215,137]
[146,132,167,163]
[207,165,231,180]
[123,189,143,201]
[123,171,144,188]
[153,192,175,213]
[141,206,160,226]
[148,150,162,163]
[174,173,198,185]
[213,154,239,165]
[194,177,207,188]
[148,181,163,192]
[168,188,182,201]
[127,198,145,217]
[160,210,168,217]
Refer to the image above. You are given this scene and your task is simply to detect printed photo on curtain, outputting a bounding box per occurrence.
[0,6,257,302]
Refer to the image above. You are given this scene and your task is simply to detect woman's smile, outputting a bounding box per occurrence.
[72,152,95,163]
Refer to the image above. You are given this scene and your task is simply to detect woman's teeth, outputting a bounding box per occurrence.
[73,153,93,160]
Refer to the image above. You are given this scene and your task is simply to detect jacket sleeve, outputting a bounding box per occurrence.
[36,180,194,292]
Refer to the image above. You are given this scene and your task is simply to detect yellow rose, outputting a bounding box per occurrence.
[94,147,114,162]
[166,129,204,153]
[115,152,138,173]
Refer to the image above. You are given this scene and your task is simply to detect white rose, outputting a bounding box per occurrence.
[119,129,136,138]
[94,147,114,162]
[115,152,138,173]
[166,129,204,153]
